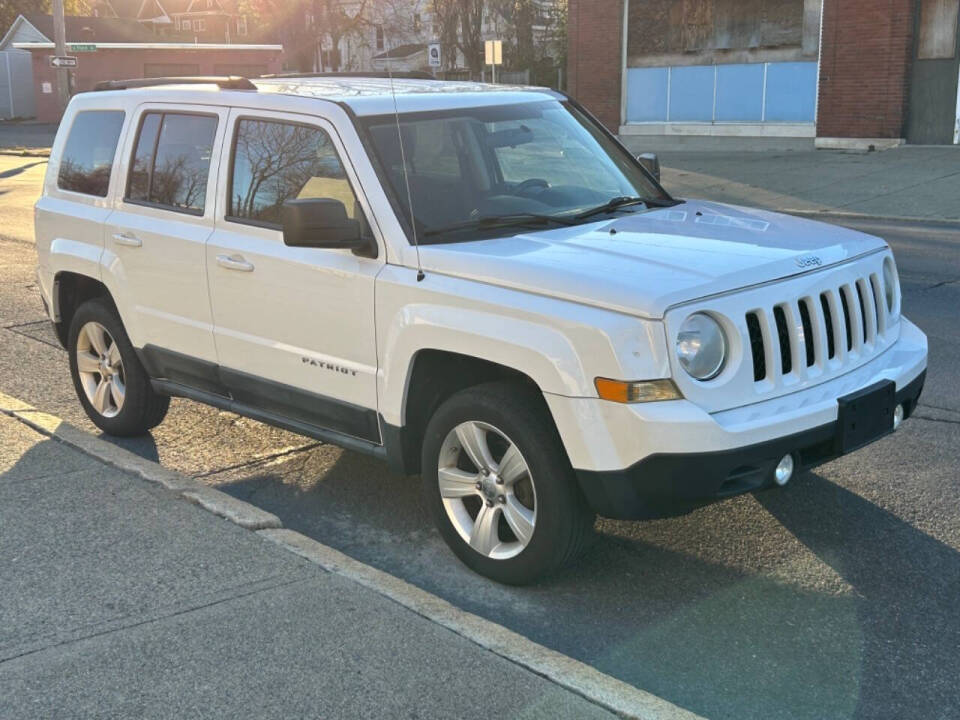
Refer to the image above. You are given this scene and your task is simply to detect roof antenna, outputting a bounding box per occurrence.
[385,36,425,282]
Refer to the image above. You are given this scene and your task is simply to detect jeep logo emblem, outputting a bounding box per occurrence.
[795,255,822,268]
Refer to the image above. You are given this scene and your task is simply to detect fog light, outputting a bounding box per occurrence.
[774,454,794,486]
[893,403,905,430]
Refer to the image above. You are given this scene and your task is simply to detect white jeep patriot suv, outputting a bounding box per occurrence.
[35,75,927,584]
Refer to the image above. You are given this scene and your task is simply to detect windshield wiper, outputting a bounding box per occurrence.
[423,213,577,237]
[574,196,650,220]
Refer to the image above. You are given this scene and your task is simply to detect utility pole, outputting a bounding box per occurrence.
[51,0,70,113]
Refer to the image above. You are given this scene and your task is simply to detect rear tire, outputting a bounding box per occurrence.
[421,381,593,585]
[68,297,169,436]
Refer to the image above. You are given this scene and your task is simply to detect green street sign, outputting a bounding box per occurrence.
[69,44,96,52]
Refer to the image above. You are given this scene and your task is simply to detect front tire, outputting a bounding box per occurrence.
[421,382,593,585]
[68,297,169,436]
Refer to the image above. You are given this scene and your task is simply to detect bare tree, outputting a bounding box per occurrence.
[457,0,485,77]
[430,0,461,71]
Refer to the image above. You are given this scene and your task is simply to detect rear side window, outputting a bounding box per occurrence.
[228,118,361,227]
[126,112,218,215]
[57,110,125,197]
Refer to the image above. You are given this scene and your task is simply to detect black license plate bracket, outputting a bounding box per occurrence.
[836,380,896,454]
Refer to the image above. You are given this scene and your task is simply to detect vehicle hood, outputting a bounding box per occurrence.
[416,200,888,318]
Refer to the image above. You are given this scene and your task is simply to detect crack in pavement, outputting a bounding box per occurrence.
[0,574,314,666]
[194,441,324,478]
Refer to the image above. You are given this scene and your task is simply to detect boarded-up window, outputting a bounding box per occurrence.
[918,0,959,59]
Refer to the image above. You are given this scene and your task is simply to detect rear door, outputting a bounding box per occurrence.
[103,104,227,387]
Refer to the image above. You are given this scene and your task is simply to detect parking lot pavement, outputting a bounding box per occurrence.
[654,146,960,222]
[0,411,627,720]
[0,122,57,152]
[2,147,959,718]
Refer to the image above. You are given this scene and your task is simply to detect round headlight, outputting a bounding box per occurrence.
[676,313,727,380]
[883,257,899,317]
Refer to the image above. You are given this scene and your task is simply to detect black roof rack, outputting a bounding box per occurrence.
[257,71,435,81]
[93,76,256,92]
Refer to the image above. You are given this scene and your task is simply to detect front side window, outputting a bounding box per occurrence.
[57,110,125,197]
[126,112,218,214]
[228,118,361,227]
[360,100,673,244]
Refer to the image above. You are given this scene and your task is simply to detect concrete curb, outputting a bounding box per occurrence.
[0,389,702,720]
[258,528,704,720]
[183,487,282,530]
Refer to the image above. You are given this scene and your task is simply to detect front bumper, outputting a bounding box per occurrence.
[575,370,924,519]
[543,317,928,519]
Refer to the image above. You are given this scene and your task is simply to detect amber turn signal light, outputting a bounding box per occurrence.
[595,377,682,403]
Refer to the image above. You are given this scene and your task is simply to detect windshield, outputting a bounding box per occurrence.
[358,99,674,244]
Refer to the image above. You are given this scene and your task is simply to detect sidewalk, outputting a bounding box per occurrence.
[653,145,960,223]
[0,407,624,719]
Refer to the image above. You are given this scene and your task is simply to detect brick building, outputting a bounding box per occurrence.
[568,0,960,148]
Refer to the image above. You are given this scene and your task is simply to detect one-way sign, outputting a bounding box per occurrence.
[49,56,78,68]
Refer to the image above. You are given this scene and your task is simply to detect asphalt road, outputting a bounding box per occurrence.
[1,153,958,719]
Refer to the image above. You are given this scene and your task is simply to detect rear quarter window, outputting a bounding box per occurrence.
[57,110,126,197]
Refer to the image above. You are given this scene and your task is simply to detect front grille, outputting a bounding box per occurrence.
[745,271,888,384]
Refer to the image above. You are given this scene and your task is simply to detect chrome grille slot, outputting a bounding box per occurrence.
[772,305,792,375]
[856,278,877,344]
[839,287,853,351]
[746,312,766,381]
[820,292,836,359]
[869,273,885,335]
[798,299,815,367]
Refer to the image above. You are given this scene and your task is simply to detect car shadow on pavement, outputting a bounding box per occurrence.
[98,431,161,464]
[212,447,960,720]
[754,472,960,720]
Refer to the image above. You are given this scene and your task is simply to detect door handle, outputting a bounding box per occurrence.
[112,232,142,247]
[216,254,254,272]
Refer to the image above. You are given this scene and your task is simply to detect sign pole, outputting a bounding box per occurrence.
[51,0,70,112]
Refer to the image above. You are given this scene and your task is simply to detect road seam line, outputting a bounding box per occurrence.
[0,389,702,720]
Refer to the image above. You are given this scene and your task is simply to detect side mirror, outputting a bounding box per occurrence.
[281,198,365,251]
[636,152,661,182]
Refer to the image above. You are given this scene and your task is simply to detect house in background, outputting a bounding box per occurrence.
[84,0,251,44]
[0,13,282,122]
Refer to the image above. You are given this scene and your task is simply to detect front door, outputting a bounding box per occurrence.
[205,109,383,443]
[907,0,960,144]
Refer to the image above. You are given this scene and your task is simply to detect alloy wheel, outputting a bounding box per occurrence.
[437,420,537,560]
[75,321,125,418]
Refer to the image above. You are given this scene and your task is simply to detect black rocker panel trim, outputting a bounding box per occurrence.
[137,344,228,397]
[219,367,380,443]
[139,344,381,445]
[151,379,387,460]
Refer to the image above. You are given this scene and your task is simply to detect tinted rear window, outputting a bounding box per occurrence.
[57,110,125,197]
[126,112,218,215]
